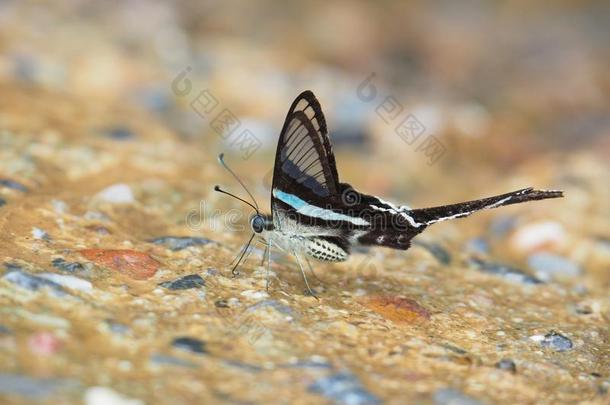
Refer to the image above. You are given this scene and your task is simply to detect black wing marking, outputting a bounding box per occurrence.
[409,188,563,225]
[285,90,338,184]
[355,187,563,250]
[271,91,340,217]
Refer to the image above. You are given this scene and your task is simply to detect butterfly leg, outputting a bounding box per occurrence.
[260,242,269,267]
[229,233,255,277]
[266,240,273,292]
[305,257,324,284]
[293,250,319,299]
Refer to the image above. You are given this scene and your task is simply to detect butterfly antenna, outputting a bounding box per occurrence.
[217,153,259,211]
[214,185,258,212]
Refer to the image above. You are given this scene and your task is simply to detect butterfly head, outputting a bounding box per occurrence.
[250,213,274,234]
[250,214,265,233]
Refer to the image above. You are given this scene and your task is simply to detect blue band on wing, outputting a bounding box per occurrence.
[273,189,369,226]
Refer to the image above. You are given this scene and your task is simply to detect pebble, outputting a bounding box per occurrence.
[51,199,68,214]
[413,241,451,264]
[150,353,198,368]
[246,299,295,317]
[51,258,86,273]
[0,178,28,192]
[3,269,67,296]
[308,372,381,405]
[0,198,5,207]
[28,331,62,355]
[4,262,21,271]
[13,308,70,329]
[241,290,269,300]
[527,252,581,282]
[510,221,566,253]
[158,274,205,290]
[38,273,93,293]
[465,238,490,255]
[101,126,136,141]
[171,336,207,354]
[364,296,431,323]
[105,320,130,335]
[95,184,135,204]
[133,86,172,112]
[488,215,518,237]
[222,359,264,372]
[80,249,160,280]
[495,358,517,373]
[281,358,333,369]
[149,236,215,251]
[538,331,574,352]
[84,386,143,405]
[434,388,482,405]
[0,325,11,334]
[215,299,230,308]
[32,227,50,241]
[0,373,76,399]
[468,257,542,285]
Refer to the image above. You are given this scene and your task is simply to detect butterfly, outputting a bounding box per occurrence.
[215,90,563,296]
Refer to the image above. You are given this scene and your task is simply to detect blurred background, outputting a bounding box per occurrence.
[1,0,608,185]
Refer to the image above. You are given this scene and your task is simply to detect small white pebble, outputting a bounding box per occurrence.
[510,221,566,253]
[32,227,49,240]
[51,199,68,214]
[95,184,135,204]
[38,273,93,293]
[529,334,545,342]
[118,360,132,371]
[241,290,269,300]
[84,386,143,405]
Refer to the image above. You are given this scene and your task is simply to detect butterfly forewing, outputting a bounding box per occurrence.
[272,92,340,217]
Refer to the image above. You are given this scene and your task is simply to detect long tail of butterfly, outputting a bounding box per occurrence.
[409,188,563,226]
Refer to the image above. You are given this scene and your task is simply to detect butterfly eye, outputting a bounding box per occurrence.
[251,215,265,233]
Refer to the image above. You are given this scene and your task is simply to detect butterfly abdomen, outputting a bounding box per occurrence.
[305,237,349,262]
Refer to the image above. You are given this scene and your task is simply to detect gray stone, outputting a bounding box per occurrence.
[246,299,295,317]
[495,359,516,373]
[468,258,542,285]
[150,354,197,368]
[3,269,67,296]
[0,179,28,192]
[149,236,215,251]
[0,373,76,399]
[51,258,85,274]
[434,388,482,405]
[309,372,381,405]
[102,126,135,141]
[172,336,206,354]
[159,274,205,290]
[413,240,451,265]
[527,252,581,282]
[105,320,130,335]
[541,331,573,352]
